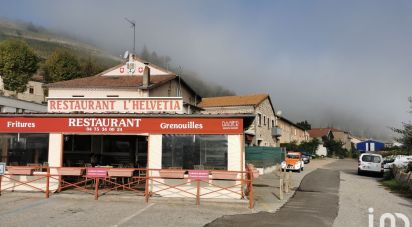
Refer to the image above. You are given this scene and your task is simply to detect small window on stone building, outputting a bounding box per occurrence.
[272,120,275,128]
[263,116,266,125]
[29,86,34,94]
[258,113,262,126]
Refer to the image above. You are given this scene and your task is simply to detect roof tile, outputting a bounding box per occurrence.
[199,94,269,107]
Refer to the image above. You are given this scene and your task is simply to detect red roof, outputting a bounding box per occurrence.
[45,74,176,89]
[308,128,344,138]
[308,128,332,138]
[199,94,269,108]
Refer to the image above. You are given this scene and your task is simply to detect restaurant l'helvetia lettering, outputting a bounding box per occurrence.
[47,98,184,113]
[0,117,243,134]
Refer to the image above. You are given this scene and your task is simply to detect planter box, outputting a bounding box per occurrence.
[211,171,238,180]
[108,169,134,177]
[58,168,85,176]
[7,167,35,175]
[159,170,185,179]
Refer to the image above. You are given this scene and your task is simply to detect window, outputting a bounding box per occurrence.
[29,86,34,94]
[257,113,262,126]
[263,116,266,125]
[272,120,275,128]
[72,95,84,97]
[0,133,49,166]
[162,135,228,170]
[107,95,119,97]
[267,118,270,129]
[361,155,381,163]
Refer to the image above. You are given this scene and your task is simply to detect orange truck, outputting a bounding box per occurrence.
[281,152,304,172]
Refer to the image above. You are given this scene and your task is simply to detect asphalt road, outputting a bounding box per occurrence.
[206,159,412,227]
[205,168,340,227]
[331,159,412,227]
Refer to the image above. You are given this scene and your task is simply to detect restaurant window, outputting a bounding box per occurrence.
[162,135,228,170]
[0,133,49,166]
[63,135,91,166]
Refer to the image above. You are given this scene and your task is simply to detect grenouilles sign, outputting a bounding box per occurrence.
[0,117,243,134]
[47,98,184,113]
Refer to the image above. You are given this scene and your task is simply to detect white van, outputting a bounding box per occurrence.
[358,153,384,177]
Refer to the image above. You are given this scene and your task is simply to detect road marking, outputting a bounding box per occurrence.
[112,203,155,227]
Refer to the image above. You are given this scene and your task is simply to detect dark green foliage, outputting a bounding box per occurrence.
[392,97,412,150]
[296,120,311,130]
[0,39,39,93]
[298,138,321,155]
[322,136,348,158]
[281,138,320,155]
[280,141,299,152]
[43,49,81,82]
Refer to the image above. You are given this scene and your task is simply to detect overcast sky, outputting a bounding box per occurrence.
[1,0,411,140]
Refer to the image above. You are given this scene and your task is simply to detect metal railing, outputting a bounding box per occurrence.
[0,166,254,208]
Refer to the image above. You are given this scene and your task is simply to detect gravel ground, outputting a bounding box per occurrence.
[331,159,412,227]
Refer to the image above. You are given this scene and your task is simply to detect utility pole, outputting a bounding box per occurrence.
[125,18,136,54]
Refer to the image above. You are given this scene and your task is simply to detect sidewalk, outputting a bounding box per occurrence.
[252,158,337,212]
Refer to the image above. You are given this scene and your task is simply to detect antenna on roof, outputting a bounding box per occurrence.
[124,17,136,54]
[177,65,183,97]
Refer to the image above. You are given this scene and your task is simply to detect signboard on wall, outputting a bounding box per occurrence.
[0,117,243,134]
[47,98,184,114]
[86,167,109,178]
[188,170,209,180]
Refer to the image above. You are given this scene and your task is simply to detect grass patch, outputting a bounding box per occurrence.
[381,178,412,198]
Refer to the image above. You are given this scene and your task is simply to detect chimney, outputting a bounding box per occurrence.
[143,63,150,88]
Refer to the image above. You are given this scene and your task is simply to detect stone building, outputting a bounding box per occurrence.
[0,74,46,104]
[199,94,281,147]
[308,128,352,150]
[277,116,309,144]
[45,54,201,114]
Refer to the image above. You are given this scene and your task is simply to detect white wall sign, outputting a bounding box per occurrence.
[47,98,184,114]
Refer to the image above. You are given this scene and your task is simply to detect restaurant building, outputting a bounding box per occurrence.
[0,55,253,200]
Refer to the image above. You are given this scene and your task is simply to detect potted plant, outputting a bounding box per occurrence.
[108,168,135,177]
[7,166,36,175]
[211,171,238,180]
[159,169,185,179]
[58,167,85,176]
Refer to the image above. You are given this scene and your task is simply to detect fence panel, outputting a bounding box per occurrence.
[245,147,285,168]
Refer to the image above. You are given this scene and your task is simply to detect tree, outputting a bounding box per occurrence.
[43,49,81,82]
[296,120,311,130]
[80,56,103,77]
[298,138,321,155]
[0,39,39,93]
[392,97,412,150]
[280,141,299,151]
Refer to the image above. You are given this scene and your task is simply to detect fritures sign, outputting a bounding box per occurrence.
[0,117,243,134]
[47,98,184,114]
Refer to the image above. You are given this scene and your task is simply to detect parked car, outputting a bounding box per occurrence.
[301,154,310,164]
[281,152,304,172]
[383,155,412,171]
[358,153,384,177]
